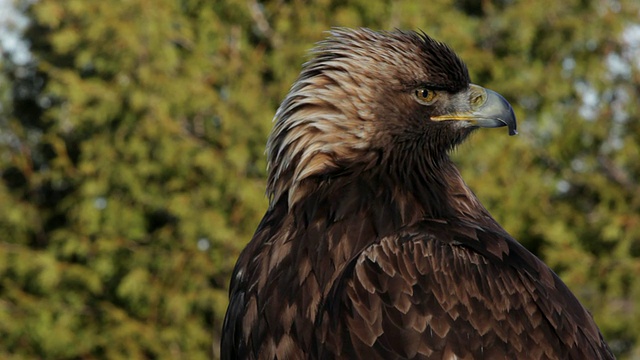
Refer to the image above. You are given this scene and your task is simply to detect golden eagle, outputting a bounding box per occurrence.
[221,28,613,359]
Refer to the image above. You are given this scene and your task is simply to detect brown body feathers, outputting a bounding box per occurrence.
[221,28,613,360]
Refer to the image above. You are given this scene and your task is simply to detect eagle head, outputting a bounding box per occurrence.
[266,28,517,207]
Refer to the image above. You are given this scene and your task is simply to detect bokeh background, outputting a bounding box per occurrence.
[0,0,639,359]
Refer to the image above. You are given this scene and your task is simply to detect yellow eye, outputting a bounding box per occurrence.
[414,88,437,104]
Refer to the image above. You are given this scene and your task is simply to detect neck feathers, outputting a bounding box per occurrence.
[281,152,495,234]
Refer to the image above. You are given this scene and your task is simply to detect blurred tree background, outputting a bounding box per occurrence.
[0,0,638,358]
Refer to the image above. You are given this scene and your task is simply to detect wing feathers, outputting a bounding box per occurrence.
[317,220,614,359]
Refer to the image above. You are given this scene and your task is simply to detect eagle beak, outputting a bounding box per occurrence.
[431,84,518,136]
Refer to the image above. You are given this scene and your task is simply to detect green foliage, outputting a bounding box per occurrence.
[0,0,638,358]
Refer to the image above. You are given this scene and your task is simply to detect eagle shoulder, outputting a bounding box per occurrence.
[316,220,614,360]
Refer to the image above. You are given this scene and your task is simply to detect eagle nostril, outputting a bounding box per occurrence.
[471,93,485,107]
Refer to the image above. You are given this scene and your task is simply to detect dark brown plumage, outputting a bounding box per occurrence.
[221,28,613,359]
